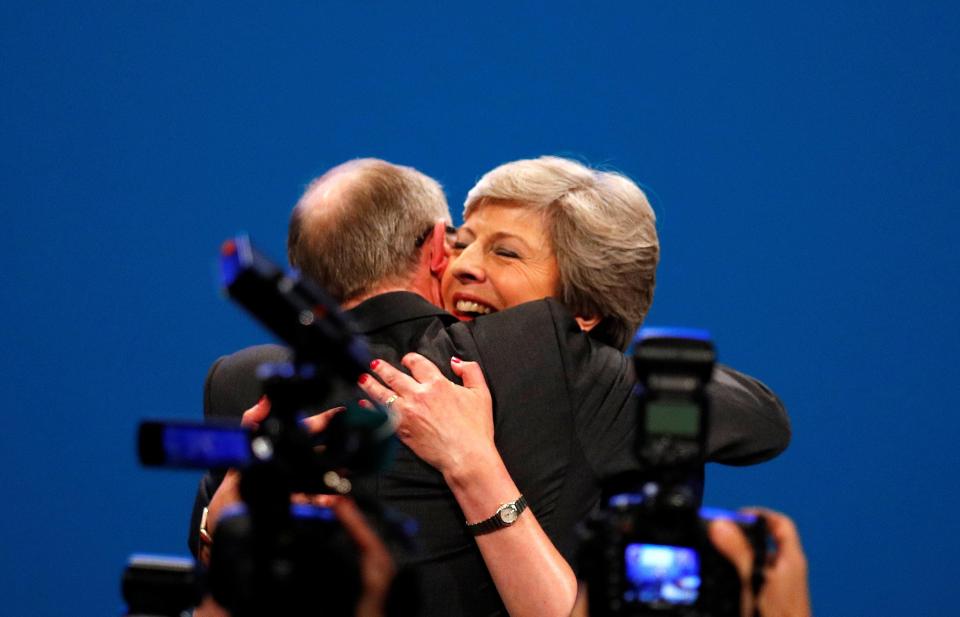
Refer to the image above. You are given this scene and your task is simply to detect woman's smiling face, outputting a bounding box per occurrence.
[441,202,560,320]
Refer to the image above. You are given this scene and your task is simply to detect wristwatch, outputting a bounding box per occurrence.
[466,496,528,536]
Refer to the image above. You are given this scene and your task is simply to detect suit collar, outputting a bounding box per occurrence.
[347,291,456,334]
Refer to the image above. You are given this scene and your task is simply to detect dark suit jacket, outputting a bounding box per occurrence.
[190,292,789,616]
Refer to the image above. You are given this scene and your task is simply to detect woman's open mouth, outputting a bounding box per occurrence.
[451,296,498,319]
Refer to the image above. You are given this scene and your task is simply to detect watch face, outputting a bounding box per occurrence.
[500,505,519,524]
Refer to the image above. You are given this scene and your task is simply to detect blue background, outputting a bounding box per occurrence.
[2,2,957,615]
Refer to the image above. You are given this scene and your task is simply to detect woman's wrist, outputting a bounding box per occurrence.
[442,446,521,521]
[442,443,501,487]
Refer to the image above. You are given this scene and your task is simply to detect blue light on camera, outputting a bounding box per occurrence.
[161,424,251,468]
[623,543,701,605]
[699,507,758,525]
[636,326,712,343]
[291,504,337,521]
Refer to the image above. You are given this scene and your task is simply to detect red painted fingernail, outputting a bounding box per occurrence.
[358,374,369,385]
[370,359,381,370]
[451,356,462,364]
[358,399,374,409]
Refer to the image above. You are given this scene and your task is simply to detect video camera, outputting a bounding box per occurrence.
[123,236,407,617]
[579,328,767,617]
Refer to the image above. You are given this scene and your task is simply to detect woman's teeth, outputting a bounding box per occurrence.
[455,300,493,315]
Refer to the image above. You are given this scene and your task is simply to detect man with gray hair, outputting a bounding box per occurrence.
[191,157,789,617]
[286,158,452,306]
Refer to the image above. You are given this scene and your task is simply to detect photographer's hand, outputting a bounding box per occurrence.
[329,497,396,617]
[750,509,812,617]
[709,509,812,617]
[200,396,271,564]
[201,397,344,564]
[194,496,396,617]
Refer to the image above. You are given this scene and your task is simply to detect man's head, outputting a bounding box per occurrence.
[287,158,451,305]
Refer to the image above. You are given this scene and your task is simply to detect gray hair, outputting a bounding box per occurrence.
[288,158,449,303]
[464,156,659,349]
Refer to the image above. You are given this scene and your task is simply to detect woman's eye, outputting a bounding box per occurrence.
[452,241,469,250]
[494,247,520,259]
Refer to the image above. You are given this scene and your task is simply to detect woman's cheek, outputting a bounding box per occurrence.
[439,270,456,307]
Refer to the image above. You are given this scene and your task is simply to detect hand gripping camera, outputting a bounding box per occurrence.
[578,328,767,617]
[123,236,410,617]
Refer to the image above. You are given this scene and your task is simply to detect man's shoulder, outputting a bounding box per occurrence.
[484,297,576,328]
[211,343,292,377]
[455,298,624,366]
[455,298,573,344]
[350,291,455,333]
[440,299,629,411]
[204,344,291,419]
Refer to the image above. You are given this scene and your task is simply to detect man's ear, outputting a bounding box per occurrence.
[429,220,449,277]
[574,314,602,332]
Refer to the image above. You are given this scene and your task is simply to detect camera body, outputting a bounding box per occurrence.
[208,503,362,617]
[580,496,766,617]
[579,328,766,617]
[125,236,408,617]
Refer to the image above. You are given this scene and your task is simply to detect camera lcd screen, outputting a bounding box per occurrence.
[645,401,700,436]
[623,543,701,605]
[160,424,251,468]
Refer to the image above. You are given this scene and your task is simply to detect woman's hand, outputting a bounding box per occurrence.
[357,353,495,480]
[359,353,578,617]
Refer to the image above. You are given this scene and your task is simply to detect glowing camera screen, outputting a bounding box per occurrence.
[623,543,701,605]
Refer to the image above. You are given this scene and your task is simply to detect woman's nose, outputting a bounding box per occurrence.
[451,248,486,284]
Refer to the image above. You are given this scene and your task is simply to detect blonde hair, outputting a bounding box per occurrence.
[465,156,659,349]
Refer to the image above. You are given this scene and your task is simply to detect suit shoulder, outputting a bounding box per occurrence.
[212,344,291,377]
[204,344,291,419]
[464,298,578,344]
[707,364,791,464]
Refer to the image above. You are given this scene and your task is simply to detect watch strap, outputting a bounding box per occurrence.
[466,495,528,536]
